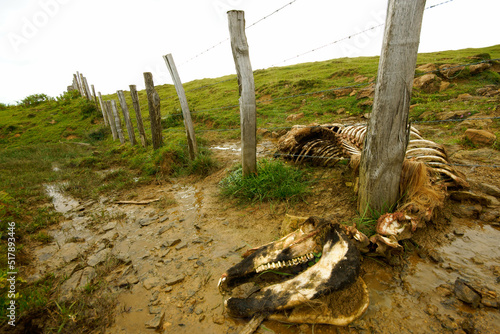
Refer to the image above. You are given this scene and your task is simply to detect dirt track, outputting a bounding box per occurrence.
[28,140,500,334]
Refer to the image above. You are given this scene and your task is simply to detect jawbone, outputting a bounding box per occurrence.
[218,217,361,318]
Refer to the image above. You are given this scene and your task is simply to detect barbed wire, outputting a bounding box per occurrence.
[271,0,456,67]
[179,0,300,67]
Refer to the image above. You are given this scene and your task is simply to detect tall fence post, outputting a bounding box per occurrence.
[144,72,163,149]
[97,92,109,126]
[129,85,148,148]
[105,101,118,140]
[110,100,125,144]
[163,53,198,160]
[117,90,137,146]
[75,72,84,97]
[228,10,257,177]
[82,77,92,101]
[79,73,89,100]
[91,85,99,108]
[358,0,426,215]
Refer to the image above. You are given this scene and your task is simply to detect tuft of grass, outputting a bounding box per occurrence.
[219,159,311,203]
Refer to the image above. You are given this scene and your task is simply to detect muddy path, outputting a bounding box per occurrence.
[27,140,500,334]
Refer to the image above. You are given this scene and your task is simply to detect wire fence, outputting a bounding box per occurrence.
[85,0,499,171]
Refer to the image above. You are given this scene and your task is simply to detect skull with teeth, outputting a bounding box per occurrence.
[218,217,362,318]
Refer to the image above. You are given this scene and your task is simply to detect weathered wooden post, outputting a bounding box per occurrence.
[228,10,257,177]
[79,73,89,100]
[97,92,109,126]
[74,73,84,97]
[358,0,426,215]
[117,90,137,146]
[73,74,82,96]
[83,77,92,101]
[163,53,198,160]
[91,85,99,108]
[105,101,118,140]
[110,100,125,144]
[129,85,148,147]
[144,72,163,149]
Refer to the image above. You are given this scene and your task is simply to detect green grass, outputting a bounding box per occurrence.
[219,159,312,203]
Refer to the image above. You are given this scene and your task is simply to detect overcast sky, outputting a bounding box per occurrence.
[0,0,498,105]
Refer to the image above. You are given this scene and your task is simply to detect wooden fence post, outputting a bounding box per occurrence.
[110,100,125,144]
[228,10,257,177]
[79,73,89,99]
[129,85,148,147]
[144,72,163,149]
[105,101,118,140]
[83,77,92,101]
[91,85,99,108]
[163,53,198,160]
[117,90,137,146]
[74,73,84,97]
[358,0,426,215]
[97,92,109,126]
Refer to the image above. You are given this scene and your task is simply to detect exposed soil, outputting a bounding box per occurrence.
[24,137,500,334]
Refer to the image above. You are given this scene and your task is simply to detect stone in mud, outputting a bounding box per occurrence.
[102,221,116,231]
[139,216,158,227]
[428,250,444,263]
[452,204,482,219]
[59,267,97,301]
[163,239,181,248]
[450,191,492,206]
[87,248,111,267]
[481,297,500,309]
[454,279,481,308]
[143,277,162,290]
[165,275,185,286]
[59,243,81,263]
[149,306,163,314]
[145,310,165,329]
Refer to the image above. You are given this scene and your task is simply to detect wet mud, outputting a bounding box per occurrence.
[29,141,500,334]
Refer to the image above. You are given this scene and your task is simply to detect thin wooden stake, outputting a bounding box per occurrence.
[163,53,198,160]
[228,10,257,177]
[358,0,426,215]
[97,92,109,126]
[144,72,163,150]
[117,90,137,146]
[82,77,92,101]
[129,85,148,147]
[105,101,118,140]
[110,100,125,144]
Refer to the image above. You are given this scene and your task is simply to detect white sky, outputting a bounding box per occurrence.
[0,0,498,105]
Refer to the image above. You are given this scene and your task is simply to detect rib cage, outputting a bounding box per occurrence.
[276,123,468,188]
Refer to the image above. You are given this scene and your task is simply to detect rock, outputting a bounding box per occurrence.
[356,84,375,99]
[452,204,482,219]
[149,306,163,314]
[454,279,481,308]
[286,113,304,122]
[175,242,188,251]
[212,314,225,325]
[87,248,111,267]
[436,110,466,121]
[465,129,496,146]
[354,75,369,83]
[163,239,181,248]
[358,100,373,108]
[481,297,499,308]
[480,210,499,222]
[439,64,463,78]
[413,73,441,93]
[59,243,80,263]
[165,275,185,286]
[145,310,165,329]
[428,250,443,263]
[102,222,116,231]
[440,81,451,91]
[460,113,492,128]
[334,89,353,98]
[139,217,157,227]
[416,63,438,72]
[143,277,162,290]
[469,62,492,75]
[336,107,346,114]
[456,93,474,101]
[59,267,97,301]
